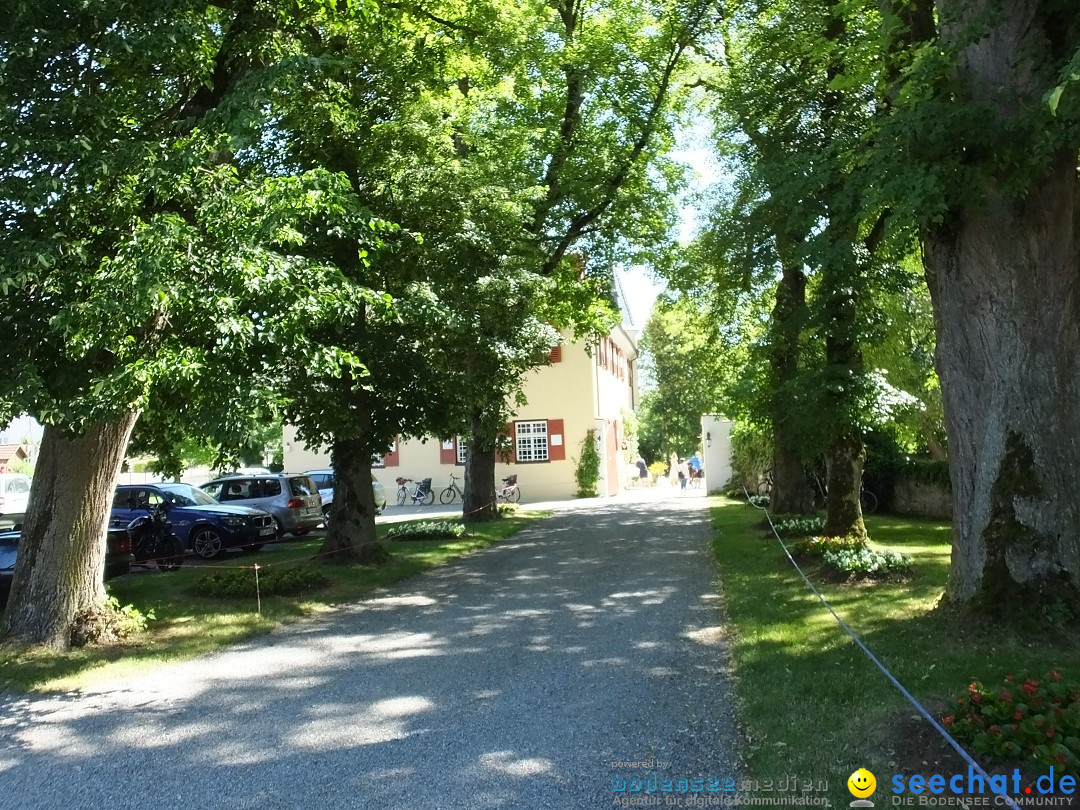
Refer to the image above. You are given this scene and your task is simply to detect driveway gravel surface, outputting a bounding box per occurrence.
[0,490,740,809]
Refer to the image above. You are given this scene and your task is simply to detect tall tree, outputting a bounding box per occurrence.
[0,2,374,646]
[881,1,1080,612]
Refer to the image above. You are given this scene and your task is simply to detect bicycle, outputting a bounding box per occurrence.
[395,476,435,506]
[812,474,877,514]
[439,473,464,505]
[756,468,774,498]
[495,474,521,503]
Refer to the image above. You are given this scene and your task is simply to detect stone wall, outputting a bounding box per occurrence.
[892,475,953,520]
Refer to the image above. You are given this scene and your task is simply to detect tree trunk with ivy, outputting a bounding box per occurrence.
[462,408,499,523]
[922,2,1080,615]
[1,415,138,650]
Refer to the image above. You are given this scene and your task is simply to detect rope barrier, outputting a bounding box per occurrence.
[740,487,1020,810]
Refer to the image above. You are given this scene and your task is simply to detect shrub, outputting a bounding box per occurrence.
[748,494,770,508]
[575,429,601,497]
[793,534,866,557]
[945,671,1080,774]
[773,516,826,537]
[821,547,912,577]
[70,597,152,647]
[384,521,466,542]
[191,565,329,598]
[497,503,518,517]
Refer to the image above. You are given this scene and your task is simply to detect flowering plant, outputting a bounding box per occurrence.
[821,547,911,577]
[944,671,1080,774]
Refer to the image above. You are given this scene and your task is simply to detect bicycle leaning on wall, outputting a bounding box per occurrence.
[495,475,521,504]
[395,477,435,506]
[439,473,464,505]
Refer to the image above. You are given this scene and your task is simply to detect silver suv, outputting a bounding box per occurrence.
[201,474,323,538]
[304,469,387,528]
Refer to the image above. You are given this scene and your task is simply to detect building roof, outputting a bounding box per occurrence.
[0,445,29,464]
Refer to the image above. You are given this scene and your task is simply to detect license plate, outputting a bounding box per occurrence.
[259,527,275,536]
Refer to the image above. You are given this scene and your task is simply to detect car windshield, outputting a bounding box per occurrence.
[159,484,219,507]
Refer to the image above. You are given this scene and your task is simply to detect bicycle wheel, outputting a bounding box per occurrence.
[756,479,772,497]
[507,486,521,503]
[396,487,407,506]
[860,489,878,514]
[440,486,456,505]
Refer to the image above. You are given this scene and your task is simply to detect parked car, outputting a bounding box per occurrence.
[304,469,387,528]
[200,473,323,537]
[0,526,132,608]
[110,483,277,559]
[0,472,32,522]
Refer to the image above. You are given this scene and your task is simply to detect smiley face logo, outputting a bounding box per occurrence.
[848,769,877,799]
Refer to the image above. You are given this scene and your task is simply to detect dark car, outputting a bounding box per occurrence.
[201,474,323,537]
[0,528,132,609]
[111,483,277,559]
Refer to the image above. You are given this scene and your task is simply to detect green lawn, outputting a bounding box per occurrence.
[710,498,1080,804]
[0,512,546,693]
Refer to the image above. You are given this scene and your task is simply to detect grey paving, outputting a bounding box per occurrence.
[0,491,740,809]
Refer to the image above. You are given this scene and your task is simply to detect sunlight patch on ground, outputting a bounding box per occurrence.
[683,626,727,647]
[478,750,555,777]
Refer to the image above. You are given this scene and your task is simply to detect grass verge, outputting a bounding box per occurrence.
[0,511,546,693]
[711,498,1080,804]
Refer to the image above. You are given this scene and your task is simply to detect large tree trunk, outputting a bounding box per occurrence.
[768,243,813,515]
[925,151,1080,611]
[1,414,138,651]
[320,437,387,565]
[824,435,866,540]
[462,409,498,524]
[923,2,1080,614]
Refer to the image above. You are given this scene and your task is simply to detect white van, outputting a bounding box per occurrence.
[0,473,32,517]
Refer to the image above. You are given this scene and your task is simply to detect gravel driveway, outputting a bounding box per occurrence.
[0,492,740,809]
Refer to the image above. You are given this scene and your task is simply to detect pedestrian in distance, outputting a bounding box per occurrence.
[636,456,648,486]
[676,458,690,493]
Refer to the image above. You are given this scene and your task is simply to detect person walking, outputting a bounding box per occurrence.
[688,452,704,488]
[636,456,649,486]
[676,458,690,493]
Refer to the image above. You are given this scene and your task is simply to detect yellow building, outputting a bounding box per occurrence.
[283,325,640,503]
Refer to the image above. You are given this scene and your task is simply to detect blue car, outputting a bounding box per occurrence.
[110,484,277,559]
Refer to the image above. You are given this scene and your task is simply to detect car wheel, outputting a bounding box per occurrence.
[322,505,332,529]
[192,527,223,559]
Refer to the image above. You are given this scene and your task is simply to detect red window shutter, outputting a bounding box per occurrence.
[383,439,400,467]
[548,419,565,461]
[439,439,456,465]
[505,422,517,463]
[549,345,562,363]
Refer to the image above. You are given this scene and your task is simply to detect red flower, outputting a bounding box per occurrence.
[943,715,955,727]
[971,693,982,704]
[1056,754,1067,765]
[969,682,980,693]
[1023,680,1039,696]
[1014,711,1023,720]
[989,725,1001,735]
[1005,674,1017,682]
[957,698,967,706]
[1045,727,1056,739]
[1001,691,1013,703]
[1050,670,1062,682]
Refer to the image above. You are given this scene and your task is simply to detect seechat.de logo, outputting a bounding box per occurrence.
[849,768,878,808]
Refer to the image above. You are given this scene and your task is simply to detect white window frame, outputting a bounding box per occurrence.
[456,436,469,465]
[515,420,549,463]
